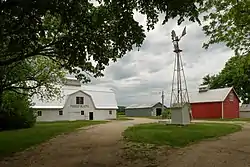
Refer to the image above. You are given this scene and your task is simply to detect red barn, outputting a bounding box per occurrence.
[190,86,240,119]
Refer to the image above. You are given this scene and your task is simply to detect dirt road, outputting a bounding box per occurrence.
[0,119,250,167]
[0,118,157,167]
[160,123,250,167]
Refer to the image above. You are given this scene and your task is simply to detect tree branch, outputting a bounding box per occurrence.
[0,42,56,66]
[10,88,30,96]
[5,84,41,91]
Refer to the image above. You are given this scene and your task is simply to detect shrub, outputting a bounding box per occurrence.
[0,91,36,131]
[162,109,171,119]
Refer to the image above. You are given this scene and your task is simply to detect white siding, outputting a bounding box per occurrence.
[240,112,250,118]
[36,109,69,122]
[94,109,117,120]
[64,91,95,121]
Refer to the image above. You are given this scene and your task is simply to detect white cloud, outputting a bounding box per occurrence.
[87,14,233,106]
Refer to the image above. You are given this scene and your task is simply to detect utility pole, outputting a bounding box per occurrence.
[161,90,164,113]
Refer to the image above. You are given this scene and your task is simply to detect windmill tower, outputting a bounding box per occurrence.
[170,27,191,125]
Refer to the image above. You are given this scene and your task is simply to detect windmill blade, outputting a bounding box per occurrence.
[181,27,187,37]
[171,30,176,40]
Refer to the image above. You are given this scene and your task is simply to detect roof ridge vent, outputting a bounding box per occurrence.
[199,84,209,92]
[64,77,81,86]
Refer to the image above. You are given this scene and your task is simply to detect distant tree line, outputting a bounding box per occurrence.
[117,106,126,115]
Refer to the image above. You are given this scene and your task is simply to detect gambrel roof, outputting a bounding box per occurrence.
[32,85,118,110]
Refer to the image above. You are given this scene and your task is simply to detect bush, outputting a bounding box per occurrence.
[162,109,171,119]
[0,92,36,131]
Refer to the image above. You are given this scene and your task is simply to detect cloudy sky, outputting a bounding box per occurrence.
[87,13,233,106]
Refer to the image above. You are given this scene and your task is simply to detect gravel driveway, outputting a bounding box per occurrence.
[0,118,157,167]
[0,119,249,167]
[161,123,250,167]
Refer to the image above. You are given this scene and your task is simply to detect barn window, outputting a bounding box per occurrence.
[81,110,84,115]
[229,92,234,101]
[59,110,63,115]
[37,111,42,116]
[109,110,112,115]
[76,97,84,104]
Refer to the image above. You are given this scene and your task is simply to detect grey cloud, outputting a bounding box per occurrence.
[108,64,138,80]
[148,67,161,73]
[102,52,139,81]
[88,17,233,106]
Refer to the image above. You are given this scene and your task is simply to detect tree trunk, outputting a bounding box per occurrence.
[0,90,3,112]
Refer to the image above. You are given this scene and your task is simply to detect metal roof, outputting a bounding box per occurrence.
[32,85,118,109]
[240,104,250,112]
[126,102,165,109]
[31,106,63,109]
[189,87,235,103]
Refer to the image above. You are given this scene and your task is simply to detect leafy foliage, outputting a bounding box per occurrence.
[162,109,171,119]
[201,0,250,55]
[0,56,66,100]
[202,54,250,103]
[0,91,36,130]
[0,0,202,82]
[201,74,217,86]
[0,0,203,130]
[0,56,65,130]
[117,106,126,115]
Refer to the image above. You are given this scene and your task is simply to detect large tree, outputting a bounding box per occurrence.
[202,54,250,103]
[0,56,64,129]
[0,0,202,79]
[0,56,65,102]
[0,0,205,115]
[201,0,250,55]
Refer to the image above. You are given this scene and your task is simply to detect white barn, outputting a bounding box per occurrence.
[32,78,118,121]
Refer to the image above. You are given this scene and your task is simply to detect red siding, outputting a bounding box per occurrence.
[191,102,222,119]
[223,90,239,118]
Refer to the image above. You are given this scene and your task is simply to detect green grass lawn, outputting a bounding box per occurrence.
[123,123,241,147]
[148,116,164,119]
[0,120,106,158]
[198,118,250,122]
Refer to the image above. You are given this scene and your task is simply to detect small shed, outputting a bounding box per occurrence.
[190,86,240,119]
[240,104,250,118]
[125,102,167,117]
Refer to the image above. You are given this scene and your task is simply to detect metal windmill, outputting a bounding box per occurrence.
[170,27,190,108]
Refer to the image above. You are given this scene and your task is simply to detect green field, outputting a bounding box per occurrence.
[123,123,241,147]
[0,120,106,158]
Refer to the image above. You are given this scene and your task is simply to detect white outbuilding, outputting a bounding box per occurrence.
[32,77,118,121]
[240,104,250,118]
